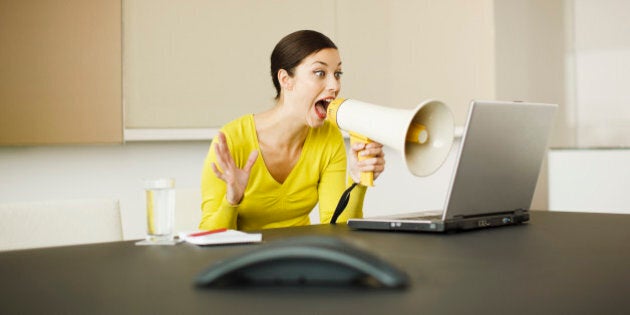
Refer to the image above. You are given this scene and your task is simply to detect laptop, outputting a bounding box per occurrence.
[347,100,557,232]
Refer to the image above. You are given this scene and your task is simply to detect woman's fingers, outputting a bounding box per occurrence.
[356,157,385,171]
[211,163,225,181]
[350,142,366,154]
[358,147,384,158]
[353,141,386,180]
[218,132,236,166]
[214,132,236,173]
[243,150,259,173]
[213,143,229,173]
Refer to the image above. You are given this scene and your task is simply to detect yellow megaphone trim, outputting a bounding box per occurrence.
[326,98,345,129]
[327,98,375,187]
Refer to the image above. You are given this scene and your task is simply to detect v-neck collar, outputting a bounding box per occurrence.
[249,114,311,187]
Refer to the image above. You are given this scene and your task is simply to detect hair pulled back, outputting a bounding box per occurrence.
[270,30,337,100]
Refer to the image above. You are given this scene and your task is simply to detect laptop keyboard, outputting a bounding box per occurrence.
[402,214,442,220]
[388,213,442,221]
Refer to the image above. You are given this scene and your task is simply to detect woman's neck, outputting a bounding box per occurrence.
[254,101,309,149]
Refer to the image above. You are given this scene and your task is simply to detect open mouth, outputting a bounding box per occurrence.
[315,98,333,120]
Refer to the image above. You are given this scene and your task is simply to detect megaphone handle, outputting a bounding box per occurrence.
[349,132,374,187]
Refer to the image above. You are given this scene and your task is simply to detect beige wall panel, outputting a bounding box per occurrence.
[389,0,495,124]
[0,0,123,145]
[123,0,335,128]
[335,0,392,106]
[572,0,630,147]
[494,0,569,210]
[495,0,569,144]
[124,0,494,129]
[339,0,495,125]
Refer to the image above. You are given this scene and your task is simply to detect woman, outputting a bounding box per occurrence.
[199,30,385,230]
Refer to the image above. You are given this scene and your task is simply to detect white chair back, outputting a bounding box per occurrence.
[0,199,123,251]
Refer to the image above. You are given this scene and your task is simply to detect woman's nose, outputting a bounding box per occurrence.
[327,74,340,92]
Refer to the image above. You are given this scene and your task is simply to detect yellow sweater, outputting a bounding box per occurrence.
[199,114,366,231]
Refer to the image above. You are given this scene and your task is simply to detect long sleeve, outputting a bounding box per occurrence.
[317,137,366,224]
[199,135,239,230]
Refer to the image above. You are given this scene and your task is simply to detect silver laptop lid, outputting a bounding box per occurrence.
[442,100,557,220]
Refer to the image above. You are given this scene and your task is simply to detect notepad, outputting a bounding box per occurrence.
[178,229,262,246]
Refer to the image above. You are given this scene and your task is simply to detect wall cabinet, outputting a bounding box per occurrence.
[1,0,495,144]
[124,0,495,131]
[0,0,122,145]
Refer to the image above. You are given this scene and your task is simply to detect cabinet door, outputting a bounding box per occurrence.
[123,0,494,132]
[123,0,335,129]
[337,0,495,125]
[0,0,122,145]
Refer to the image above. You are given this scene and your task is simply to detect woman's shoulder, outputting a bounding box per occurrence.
[221,114,253,131]
[220,114,255,137]
[218,114,257,149]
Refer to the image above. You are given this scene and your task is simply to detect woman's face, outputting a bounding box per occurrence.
[284,48,342,128]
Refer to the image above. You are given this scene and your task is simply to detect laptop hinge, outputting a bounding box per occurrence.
[453,209,528,220]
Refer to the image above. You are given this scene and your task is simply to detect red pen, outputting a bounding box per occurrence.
[188,228,228,237]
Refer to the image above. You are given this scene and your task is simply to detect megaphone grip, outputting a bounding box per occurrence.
[358,157,374,187]
[349,132,375,187]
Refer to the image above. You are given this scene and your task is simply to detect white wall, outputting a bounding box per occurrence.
[570,0,630,147]
[549,149,630,214]
[0,139,461,240]
[0,142,207,240]
[546,0,630,213]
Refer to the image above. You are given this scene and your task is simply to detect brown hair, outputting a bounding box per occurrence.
[270,30,337,100]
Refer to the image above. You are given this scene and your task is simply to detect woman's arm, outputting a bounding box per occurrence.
[318,138,385,223]
[317,137,367,223]
[199,133,257,230]
[200,137,238,229]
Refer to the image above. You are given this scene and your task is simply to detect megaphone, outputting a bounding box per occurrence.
[327,98,454,186]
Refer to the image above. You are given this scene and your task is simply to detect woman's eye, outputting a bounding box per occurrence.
[335,71,343,79]
[314,70,325,77]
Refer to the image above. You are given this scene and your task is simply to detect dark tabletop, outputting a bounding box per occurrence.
[1,210,629,314]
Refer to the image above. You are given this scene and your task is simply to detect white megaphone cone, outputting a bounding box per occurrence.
[327,98,454,186]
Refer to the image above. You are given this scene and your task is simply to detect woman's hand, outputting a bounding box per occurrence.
[349,141,386,185]
[211,132,259,205]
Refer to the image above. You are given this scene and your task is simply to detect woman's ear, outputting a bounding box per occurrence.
[278,69,293,91]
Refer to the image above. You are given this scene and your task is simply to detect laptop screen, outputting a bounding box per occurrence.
[442,100,557,219]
